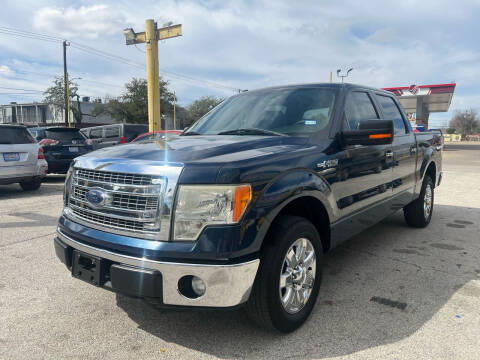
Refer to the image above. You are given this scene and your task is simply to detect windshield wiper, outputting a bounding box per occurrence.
[181,131,201,136]
[217,128,287,136]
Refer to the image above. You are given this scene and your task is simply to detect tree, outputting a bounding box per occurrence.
[449,109,479,138]
[92,77,175,125]
[184,96,224,127]
[43,76,80,125]
[446,127,456,134]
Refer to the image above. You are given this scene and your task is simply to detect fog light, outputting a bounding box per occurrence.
[178,275,206,299]
[191,276,206,297]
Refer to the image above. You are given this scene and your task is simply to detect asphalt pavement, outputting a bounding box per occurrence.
[1,144,479,359]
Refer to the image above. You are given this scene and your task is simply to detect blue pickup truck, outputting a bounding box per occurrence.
[54,83,442,332]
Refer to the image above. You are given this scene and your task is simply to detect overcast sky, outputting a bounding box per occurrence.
[1,0,479,125]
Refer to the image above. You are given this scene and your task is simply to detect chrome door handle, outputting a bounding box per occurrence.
[385,151,393,158]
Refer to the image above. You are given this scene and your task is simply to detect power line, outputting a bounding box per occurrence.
[0,86,43,92]
[0,26,242,93]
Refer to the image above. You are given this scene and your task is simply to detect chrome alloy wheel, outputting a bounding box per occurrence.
[279,238,316,314]
[424,184,433,219]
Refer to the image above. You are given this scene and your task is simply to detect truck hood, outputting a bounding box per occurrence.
[79,135,312,165]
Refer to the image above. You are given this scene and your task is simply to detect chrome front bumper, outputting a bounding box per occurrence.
[56,228,259,307]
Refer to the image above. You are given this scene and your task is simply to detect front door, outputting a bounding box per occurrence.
[327,90,394,244]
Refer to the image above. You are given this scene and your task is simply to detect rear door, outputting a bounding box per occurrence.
[375,93,417,205]
[0,126,38,177]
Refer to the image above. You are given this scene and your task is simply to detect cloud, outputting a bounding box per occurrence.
[33,5,126,39]
[0,0,479,116]
[0,65,15,76]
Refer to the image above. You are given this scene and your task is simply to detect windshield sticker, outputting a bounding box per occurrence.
[304,120,317,125]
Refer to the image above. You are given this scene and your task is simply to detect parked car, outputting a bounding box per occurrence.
[54,83,442,332]
[131,130,183,142]
[80,124,148,149]
[0,124,48,190]
[29,127,93,174]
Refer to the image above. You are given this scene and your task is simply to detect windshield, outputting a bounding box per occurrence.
[186,87,338,137]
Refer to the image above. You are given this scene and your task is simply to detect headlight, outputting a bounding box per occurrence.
[173,184,252,241]
[63,164,74,207]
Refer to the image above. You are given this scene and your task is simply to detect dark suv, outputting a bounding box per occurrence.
[29,127,93,174]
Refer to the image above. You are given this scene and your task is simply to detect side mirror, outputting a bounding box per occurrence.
[342,119,394,146]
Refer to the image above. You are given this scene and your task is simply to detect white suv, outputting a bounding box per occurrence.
[0,125,48,191]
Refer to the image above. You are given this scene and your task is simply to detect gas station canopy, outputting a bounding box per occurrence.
[382,83,456,129]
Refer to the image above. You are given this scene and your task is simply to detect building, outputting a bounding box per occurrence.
[0,98,115,126]
[383,83,456,130]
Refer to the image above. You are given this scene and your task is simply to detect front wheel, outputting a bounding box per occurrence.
[403,176,434,228]
[246,215,323,332]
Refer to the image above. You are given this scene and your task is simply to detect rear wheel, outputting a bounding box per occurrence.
[19,178,42,191]
[403,175,434,228]
[246,215,323,332]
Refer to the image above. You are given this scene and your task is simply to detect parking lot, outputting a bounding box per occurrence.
[1,144,479,360]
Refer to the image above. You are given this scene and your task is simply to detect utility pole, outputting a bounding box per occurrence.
[173,90,176,130]
[63,40,70,127]
[123,21,182,132]
[329,71,333,83]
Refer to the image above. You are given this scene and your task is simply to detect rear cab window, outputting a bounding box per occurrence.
[375,95,408,134]
[0,127,36,144]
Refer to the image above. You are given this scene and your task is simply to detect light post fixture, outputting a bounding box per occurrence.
[336,68,353,83]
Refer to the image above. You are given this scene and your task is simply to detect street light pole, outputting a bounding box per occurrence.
[124,21,182,132]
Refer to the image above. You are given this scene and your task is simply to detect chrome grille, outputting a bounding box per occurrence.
[72,185,159,211]
[70,205,146,231]
[76,168,157,185]
[67,167,164,238]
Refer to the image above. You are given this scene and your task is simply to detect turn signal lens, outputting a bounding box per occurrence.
[233,185,252,222]
[369,133,392,139]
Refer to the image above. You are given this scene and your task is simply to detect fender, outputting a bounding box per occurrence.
[235,169,335,258]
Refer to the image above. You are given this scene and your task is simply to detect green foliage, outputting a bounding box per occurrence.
[92,77,175,124]
[184,96,224,127]
[43,76,80,124]
[446,127,456,134]
[449,109,479,137]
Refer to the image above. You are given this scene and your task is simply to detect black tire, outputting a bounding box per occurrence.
[19,178,42,191]
[246,215,323,332]
[403,176,434,228]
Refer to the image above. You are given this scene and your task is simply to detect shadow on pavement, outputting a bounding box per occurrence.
[0,174,65,199]
[116,204,479,359]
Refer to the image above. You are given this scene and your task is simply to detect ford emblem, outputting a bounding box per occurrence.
[85,188,107,206]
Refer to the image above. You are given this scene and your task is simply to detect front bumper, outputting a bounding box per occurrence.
[54,228,259,308]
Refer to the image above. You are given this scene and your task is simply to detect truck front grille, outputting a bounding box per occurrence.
[67,168,164,238]
[76,168,156,185]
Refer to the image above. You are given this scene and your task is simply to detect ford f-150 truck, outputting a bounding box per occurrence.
[54,83,442,332]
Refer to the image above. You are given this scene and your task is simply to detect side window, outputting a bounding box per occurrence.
[105,127,120,138]
[376,95,407,134]
[344,91,379,130]
[89,128,103,139]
